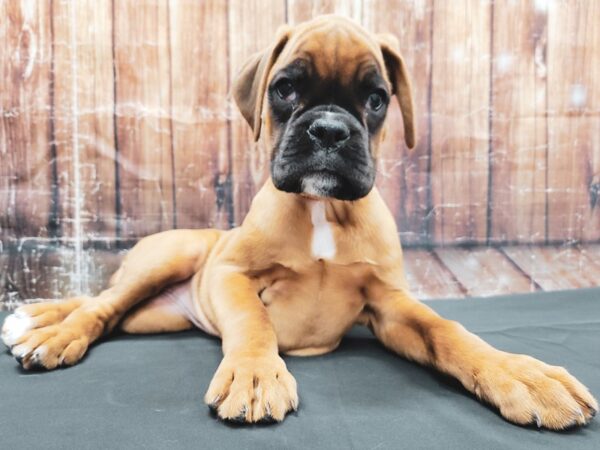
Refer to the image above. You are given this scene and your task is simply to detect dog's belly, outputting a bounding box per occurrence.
[147,280,219,336]
[257,262,369,355]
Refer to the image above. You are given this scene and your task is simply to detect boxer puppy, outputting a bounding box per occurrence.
[2,16,597,429]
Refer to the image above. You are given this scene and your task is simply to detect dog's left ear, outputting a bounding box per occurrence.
[233,25,292,141]
[377,33,416,149]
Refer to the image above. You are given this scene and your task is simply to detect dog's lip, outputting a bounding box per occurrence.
[299,192,322,200]
[304,169,342,179]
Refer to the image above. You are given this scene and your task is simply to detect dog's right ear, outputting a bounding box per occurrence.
[233,25,292,142]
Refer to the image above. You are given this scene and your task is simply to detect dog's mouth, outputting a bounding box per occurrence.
[299,171,342,199]
[272,164,374,201]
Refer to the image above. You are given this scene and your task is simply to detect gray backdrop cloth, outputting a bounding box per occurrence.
[1,288,599,450]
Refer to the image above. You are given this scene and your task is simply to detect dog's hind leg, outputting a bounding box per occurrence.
[1,229,223,370]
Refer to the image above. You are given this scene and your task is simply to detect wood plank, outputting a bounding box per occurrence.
[113,0,174,239]
[429,0,491,245]
[402,249,465,300]
[435,247,536,297]
[0,244,125,309]
[50,1,116,293]
[0,250,10,310]
[489,1,547,243]
[52,0,117,242]
[169,0,230,229]
[0,0,55,239]
[229,0,286,225]
[546,0,600,241]
[503,245,600,291]
[580,244,600,263]
[363,0,433,245]
[286,0,363,25]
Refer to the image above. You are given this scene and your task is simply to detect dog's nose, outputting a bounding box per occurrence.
[307,118,350,149]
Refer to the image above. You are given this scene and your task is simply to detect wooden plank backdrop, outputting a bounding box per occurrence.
[1,0,600,299]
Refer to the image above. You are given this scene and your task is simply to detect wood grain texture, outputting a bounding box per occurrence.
[429,0,491,244]
[363,0,433,245]
[546,0,600,242]
[578,244,600,265]
[2,0,600,253]
[169,0,231,230]
[287,0,363,24]
[0,243,125,307]
[402,249,465,299]
[504,245,600,291]
[229,0,286,225]
[3,242,600,306]
[52,0,116,240]
[435,247,536,297]
[112,0,174,238]
[0,0,54,239]
[489,1,547,243]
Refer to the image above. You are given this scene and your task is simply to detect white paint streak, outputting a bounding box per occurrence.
[69,2,84,292]
[310,201,336,260]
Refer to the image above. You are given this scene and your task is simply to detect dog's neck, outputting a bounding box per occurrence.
[307,200,336,260]
[241,178,403,269]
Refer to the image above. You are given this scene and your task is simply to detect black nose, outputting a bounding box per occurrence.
[307,118,350,149]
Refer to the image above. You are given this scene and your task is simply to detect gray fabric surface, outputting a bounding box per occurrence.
[1,288,599,449]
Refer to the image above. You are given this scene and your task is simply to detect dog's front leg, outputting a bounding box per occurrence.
[204,270,298,423]
[365,286,597,430]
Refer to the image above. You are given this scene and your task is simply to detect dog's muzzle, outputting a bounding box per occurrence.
[271,106,375,201]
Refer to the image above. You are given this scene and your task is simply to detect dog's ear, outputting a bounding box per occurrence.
[233,25,292,141]
[377,33,416,149]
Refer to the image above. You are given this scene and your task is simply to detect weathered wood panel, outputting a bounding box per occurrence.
[0,243,125,307]
[363,0,433,245]
[170,0,230,229]
[504,245,600,291]
[546,0,600,242]
[287,0,363,24]
[0,0,55,239]
[112,0,174,238]
[52,0,116,242]
[229,0,286,225]
[2,1,600,307]
[402,249,465,299]
[429,0,491,244]
[489,0,547,243]
[435,247,536,297]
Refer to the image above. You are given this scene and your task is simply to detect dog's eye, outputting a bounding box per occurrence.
[275,79,297,101]
[368,91,386,111]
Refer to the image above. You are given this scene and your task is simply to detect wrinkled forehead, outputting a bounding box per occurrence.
[274,20,389,87]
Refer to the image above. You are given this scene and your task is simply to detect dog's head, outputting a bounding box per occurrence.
[233,16,416,201]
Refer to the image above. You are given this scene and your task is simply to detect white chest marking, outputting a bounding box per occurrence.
[310,201,336,260]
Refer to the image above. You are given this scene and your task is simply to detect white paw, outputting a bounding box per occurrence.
[1,312,33,348]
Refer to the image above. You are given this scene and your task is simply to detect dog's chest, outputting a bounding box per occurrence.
[256,260,369,353]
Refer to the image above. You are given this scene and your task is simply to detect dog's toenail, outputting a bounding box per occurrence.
[208,394,222,411]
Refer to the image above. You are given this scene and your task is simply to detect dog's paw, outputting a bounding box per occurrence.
[475,353,598,430]
[2,299,95,370]
[204,353,298,423]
